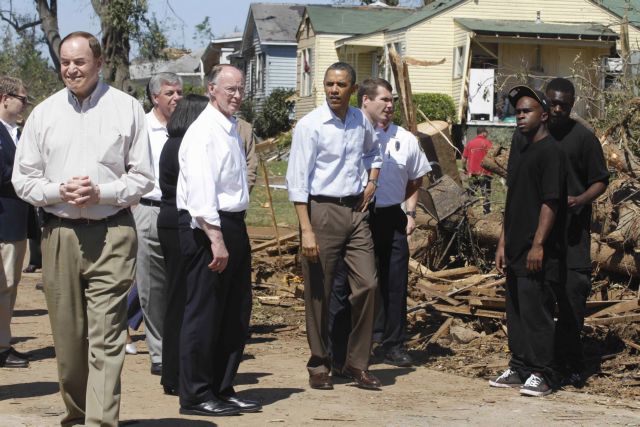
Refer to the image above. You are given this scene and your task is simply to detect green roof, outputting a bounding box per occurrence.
[456,18,619,39]
[594,0,640,29]
[305,5,413,35]
[384,0,464,32]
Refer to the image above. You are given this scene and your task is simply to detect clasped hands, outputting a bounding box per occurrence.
[59,176,100,207]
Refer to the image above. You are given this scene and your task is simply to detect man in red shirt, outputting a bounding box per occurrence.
[463,126,493,213]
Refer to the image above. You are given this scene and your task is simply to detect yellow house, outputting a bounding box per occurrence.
[296,0,640,123]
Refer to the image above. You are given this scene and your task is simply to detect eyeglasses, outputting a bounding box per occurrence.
[222,86,245,96]
[8,93,29,105]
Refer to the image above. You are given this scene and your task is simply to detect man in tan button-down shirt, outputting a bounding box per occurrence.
[12,31,153,427]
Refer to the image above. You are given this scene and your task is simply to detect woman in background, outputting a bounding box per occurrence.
[157,94,209,395]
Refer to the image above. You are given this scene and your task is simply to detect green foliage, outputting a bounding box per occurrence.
[193,16,215,46]
[182,82,206,96]
[392,92,457,125]
[239,98,256,123]
[0,28,61,103]
[137,13,168,61]
[254,89,296,138]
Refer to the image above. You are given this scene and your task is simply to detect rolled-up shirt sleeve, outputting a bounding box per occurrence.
[99,102,154,205]
[363,118,381,170]
[12,113,64,206]
[183,134,221,227]
[286,121,316,203]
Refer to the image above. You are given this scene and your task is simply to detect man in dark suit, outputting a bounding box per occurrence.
[0,76,30,368]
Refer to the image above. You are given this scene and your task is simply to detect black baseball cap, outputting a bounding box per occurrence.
[508,85,550,112]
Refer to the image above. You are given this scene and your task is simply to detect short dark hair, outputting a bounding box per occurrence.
[167,94,209,138]
[0,76,25,96]
[60,31,102,59]
[325,62,356,86]
[546,78,575,97]
[476,126,487,135]
[357,78,392,107]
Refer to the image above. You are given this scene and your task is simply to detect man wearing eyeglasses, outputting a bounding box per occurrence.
[176,64,258,416]
[0,76,30,369]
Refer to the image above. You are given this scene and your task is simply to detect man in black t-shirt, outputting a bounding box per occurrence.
[490,86,567,397]
[546,78,609,385]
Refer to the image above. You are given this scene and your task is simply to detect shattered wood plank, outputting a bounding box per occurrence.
[428,266,481,279]
[426,317,453,345]
[258,296,280,305]
[446,274,496,297]
[251,232,298,253]
[456,295,506,310]
[409,258,453,283]
[585,314,640,325]
[477,277,507,289]
[589,299,640,318]
[623,339,640,352]
[429,303,505,319]
[416,281,463,306]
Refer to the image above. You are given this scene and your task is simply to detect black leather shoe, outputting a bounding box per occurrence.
[179,399,241,417]
[163,385,178,396]
[150,362,162,376]
[384,346,413,367]
[23,264,39,273]
[218,394,262,413]
[0,349,29,368]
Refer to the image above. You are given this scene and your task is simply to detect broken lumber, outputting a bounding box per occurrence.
[415,281,463,306]
[585,314,640,325]
[589,298,640,318]
[426,317,454,345]
[251,231,298,253]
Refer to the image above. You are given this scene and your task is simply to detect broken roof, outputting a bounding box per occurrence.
[248,3,306,44]
[456,18,619,40]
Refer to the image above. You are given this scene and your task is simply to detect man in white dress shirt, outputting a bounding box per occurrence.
[286,62,383,390]
[176,64,259,416]
[329,78,431,369]
[12,32,153,427]
[134,72,182,376]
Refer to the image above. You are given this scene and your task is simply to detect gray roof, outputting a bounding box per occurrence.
[129,49,205,80]
[249,3,305,43]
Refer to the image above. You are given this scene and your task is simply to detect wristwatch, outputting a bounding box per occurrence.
[368,179,379,188]
[405,210,417,219]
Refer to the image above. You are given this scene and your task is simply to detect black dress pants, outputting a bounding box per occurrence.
[554,268,591,374]
[158,224,187,390]
[506,271,557,382]
[178,210,252,406]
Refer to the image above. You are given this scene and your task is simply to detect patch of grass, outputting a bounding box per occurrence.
[247,185,297,228]
[265,160,288,178]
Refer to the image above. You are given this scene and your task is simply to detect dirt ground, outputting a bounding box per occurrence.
[1,269,640,427]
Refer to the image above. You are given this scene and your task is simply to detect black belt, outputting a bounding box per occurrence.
[309,194,361,207]
[219,210,246,220]
[373,204,401,212]
[45,208,130,226]
[139,198,161,207]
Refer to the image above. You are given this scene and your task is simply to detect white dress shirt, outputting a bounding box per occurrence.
[0,118,18,144]
[143,110,168,201]
[286,101,382,203]
[12,82,154,219]
[375,123,431,207]
[176,103,249,228]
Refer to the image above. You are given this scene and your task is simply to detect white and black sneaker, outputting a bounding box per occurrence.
[489,368,522,388]
[520,373,552,397]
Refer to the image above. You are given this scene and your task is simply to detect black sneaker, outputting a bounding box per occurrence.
[560,372,585,388]
[520,373,552,397]
[488,368,522,388]
[383,346,413,367]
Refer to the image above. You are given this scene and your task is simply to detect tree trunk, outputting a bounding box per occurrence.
[35,0,61,72]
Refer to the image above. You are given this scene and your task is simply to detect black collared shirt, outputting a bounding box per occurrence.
[550,119,609,270]
[505,132,567,279]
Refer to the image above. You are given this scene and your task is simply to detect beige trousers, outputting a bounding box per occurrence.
[0,240,27,351]
[42,213,136,427]
[302,200,378,375]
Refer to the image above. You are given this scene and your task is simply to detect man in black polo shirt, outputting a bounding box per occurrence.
[546,78,608,385]
[490,86,567,397]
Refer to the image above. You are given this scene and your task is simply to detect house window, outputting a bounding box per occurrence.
[256,53,265,91]
[300,48,312,97]
[453,45,465,79]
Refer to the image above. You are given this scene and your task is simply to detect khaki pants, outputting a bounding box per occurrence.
[42,212,136,427]
[302,200,377,375]
[0,240,27,351]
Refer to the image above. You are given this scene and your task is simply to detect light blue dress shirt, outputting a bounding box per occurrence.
[286,101,382,203]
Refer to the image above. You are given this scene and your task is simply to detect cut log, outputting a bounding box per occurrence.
[251,231,298,253]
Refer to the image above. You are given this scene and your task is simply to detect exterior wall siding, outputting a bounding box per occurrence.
[402,0,640,115]
[265,45,298,95]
